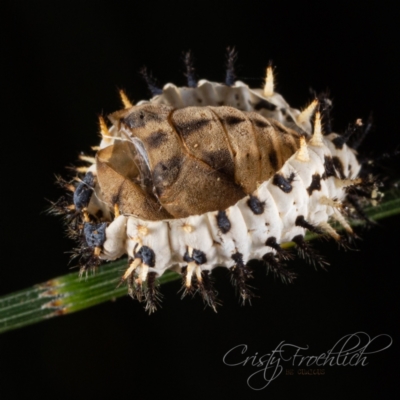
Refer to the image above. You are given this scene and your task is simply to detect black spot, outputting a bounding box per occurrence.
[272,174,293,193]
[265,237,292,260]
[74,172,95,211]
[265,237,279,250]
[216,210,231,234]
[280,108,287,116]
[111,193,120,207]
[307,174,321,195]
[252,118,269,129]
[234,94,239,100]
[332,156,345,179]
[268,151,279,171]
[291,235,305,246]
[252,99,277,111]
[247,195,265,215]
[173,118,212,138]
[225,115,246,125]
[202,149,235,178]
[152,156,182,196]
[136,245,156,267]
[95,209,104,219]
[84,222,107,248]
[121,115,144,129]
[231,252,244,265]
[145,130,168,149]
[121,110,163,129]
[332,136,345,150]
[323,155,336,179]
[295,215,323,234]
[217,101,224,106]
[197,98,202,103]
[183,248,207,265]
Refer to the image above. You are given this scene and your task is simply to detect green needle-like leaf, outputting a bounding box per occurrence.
[1,190,399,334]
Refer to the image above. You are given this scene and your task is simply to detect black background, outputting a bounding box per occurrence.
[1,1,399,399]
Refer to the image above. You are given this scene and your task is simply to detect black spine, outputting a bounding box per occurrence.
[183,51,197,88]
[140,67,163,96]
[225,47,237,86]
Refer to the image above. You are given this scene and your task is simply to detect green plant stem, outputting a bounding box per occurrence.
[1,191,400,334]
[0,260,180,333]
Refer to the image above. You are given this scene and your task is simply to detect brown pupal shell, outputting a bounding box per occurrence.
[105,103,301,219]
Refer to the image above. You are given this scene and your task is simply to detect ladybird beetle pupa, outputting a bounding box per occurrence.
[53,50,380,313]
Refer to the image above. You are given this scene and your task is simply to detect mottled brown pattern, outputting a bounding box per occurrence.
[99,103,301,219]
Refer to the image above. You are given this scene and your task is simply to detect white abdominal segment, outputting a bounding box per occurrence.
[99,135,360,272]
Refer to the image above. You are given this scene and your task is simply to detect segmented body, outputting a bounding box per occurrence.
[56,67,370,313]
[98,103,301,219]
